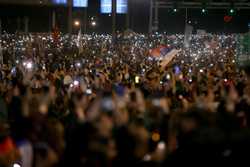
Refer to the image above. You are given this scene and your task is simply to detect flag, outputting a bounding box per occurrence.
[150,45,180,68]
[160,48,181,68]
[184,24,193,48]
[150,45,170,58]
[77,28,83,54]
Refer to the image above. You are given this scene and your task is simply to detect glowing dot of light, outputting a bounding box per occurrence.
[152,132,160,142]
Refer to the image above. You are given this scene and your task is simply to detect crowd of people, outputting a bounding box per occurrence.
[0,31,250,167]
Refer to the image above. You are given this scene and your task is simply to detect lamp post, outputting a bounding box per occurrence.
[126,0,130,30]
[83,7,87,33]
[68,0,73,34]
[74,20,80,27]
[52,10,56,29]
[112,0,117,44]
[17,17,21,32]
[149,0,153,33]
[153,0,159,32]
[0,18,2,66]
[24,16,29,33]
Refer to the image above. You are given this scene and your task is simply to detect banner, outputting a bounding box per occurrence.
[184,24,193,48]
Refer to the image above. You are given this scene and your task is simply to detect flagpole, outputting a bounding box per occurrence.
[24,17,29,34]
[185,8,188,24]
[149,0,153,33]
[154,0,159,32]
[126,0,130,30]
[68,0,73,34]
[0,18,1,35]
[52,10,56,29]
[112,0,117,44]
[84,7,87,34]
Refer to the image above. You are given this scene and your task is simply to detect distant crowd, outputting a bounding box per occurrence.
[0,32,250,167]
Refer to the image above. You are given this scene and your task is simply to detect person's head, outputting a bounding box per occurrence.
[146,69,160,88]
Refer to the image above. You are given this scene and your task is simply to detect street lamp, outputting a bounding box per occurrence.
[112,0,116,43]
[91,21,97,27]
[74,20,80,27]
[229,3,235,15]
[201,2,207,14]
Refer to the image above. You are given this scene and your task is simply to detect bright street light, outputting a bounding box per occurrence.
[74,20,80,27]
[91,21,97,27]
